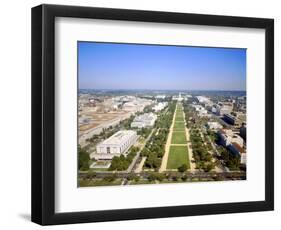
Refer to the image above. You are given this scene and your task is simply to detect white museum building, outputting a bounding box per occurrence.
[131,113,157,128]
[95,130,138,159]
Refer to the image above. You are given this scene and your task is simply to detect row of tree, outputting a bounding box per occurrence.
[141,129,168,169]
[108,146,140,171]
[146,172,191,182]
[154,102,176,129]
[184,106,215,172]
[137,127,152,139]
[78,145,90,171]
[190,131,215,172]
[141,102,176,170]
[217,146,241,170]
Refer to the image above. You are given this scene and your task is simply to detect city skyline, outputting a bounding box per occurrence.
[78,42,246,91]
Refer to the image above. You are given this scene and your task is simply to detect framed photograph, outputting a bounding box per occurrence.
[31,4,274,225]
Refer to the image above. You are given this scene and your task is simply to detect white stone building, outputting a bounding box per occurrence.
[122,98,153,113]
[172,93,183,101]
[196,96,210,104]
[95,130,138,160]
[217,129,246,164]
[191,104,208,117]
[152,102,168,112]
[131,113,157,128]
[214,102,233,116]
[156,95,166,99]
[207,121,223,130]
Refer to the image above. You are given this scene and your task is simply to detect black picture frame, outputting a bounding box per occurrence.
[31,4,274,225]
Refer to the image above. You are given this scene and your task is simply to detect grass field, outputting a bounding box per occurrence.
[175,113,184,119]
[173,121,185,130]
[175,117,184,122]
[171,131,187,144]
[175,113,184,118]
[167,146,190,169]
[175,109,184,117]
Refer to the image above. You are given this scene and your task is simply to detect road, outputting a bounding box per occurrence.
[134,157,147,173]
[79,171,246,181]
[205,135,229,173]
[126,128,156,173]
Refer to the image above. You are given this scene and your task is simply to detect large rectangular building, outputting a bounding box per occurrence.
[131,113,157,128]
[95,130,138,159]
[217,129,246,164]
[228,142,246,164]
[218,129,244,147]
[152,102,168,112]
[214,102,233,116]
[223,113,244,127]
[223,114,236,125]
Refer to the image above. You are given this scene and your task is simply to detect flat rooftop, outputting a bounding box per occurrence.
[101,130,136,145]
[133,113,156,122]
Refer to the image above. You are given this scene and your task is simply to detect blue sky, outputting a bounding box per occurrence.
[78,42,246,91]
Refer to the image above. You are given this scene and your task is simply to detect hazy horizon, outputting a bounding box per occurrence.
[78,42,246,91]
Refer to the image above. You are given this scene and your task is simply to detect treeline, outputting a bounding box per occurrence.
[203,131,214,152]
[189,127,215,172]
[183,104,215,172]
[155,102,176,129]
[141,129,168,169]
[183,104,195,128]
[78,145,90,171]
[141,102,176,170]
[119,114,135,130]
[137,127,152,139]
[217,146,241,170]
[109,146,140,171]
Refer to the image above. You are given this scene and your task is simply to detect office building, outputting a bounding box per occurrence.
[223,114,236,125]
[217,129,244,147]
[214,102,233,116]
[218,129,246,164]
